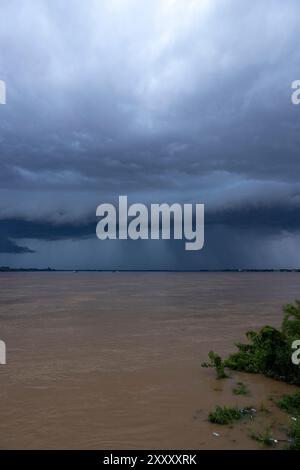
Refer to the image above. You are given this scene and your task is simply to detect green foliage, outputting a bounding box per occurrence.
[219,301,300,385]
[282,300,300,341]
[208,351,228,379]
[232,382,248,395]
[225,326,288,376]
[288,419,300,450]
[208,406,241,425]
[276,391,300,449]
[250,427,276,447]
[203,300,300,446]
[277,391,300,414]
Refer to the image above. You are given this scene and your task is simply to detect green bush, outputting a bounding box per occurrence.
[208,406,241,425]
[277,391,300,414]
[206,301,300,384]
[276,390,300,449]
[288,419,300,450]
[282,300,300,341]
[208,351,228,379]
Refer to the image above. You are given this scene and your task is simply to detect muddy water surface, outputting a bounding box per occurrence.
[0,272,299,449]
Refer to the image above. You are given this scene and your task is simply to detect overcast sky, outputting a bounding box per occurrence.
[1,0,300,269]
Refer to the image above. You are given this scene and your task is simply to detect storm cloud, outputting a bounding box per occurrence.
[0,0,300,268]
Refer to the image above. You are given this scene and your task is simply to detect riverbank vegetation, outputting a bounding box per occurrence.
[204,300,300,449]
[204,300,300,384]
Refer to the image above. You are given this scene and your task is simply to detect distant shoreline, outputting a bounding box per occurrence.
[1,267,300,273]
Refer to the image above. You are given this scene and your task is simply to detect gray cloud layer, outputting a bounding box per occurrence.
[1,0,300,268]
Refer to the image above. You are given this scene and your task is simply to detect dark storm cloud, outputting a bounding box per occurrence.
[0,237,34,254]
[0,0,300,266]
[1,198,300,244]
[0,218,94,241]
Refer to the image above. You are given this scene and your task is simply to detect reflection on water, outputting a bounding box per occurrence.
[0,272,299,449]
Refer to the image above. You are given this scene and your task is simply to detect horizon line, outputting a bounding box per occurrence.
[1,267,300,273]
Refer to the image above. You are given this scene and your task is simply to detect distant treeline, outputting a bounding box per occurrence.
[1,267,300,273]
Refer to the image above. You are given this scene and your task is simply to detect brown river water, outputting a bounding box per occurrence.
[0,272,299,449]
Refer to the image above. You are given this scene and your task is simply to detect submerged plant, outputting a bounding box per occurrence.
[208,406,241,425]
[250,427,276,447]
[208,351,228,379]
[232,382,248,395]
[277,391,300,414]
[288,419,300,450]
